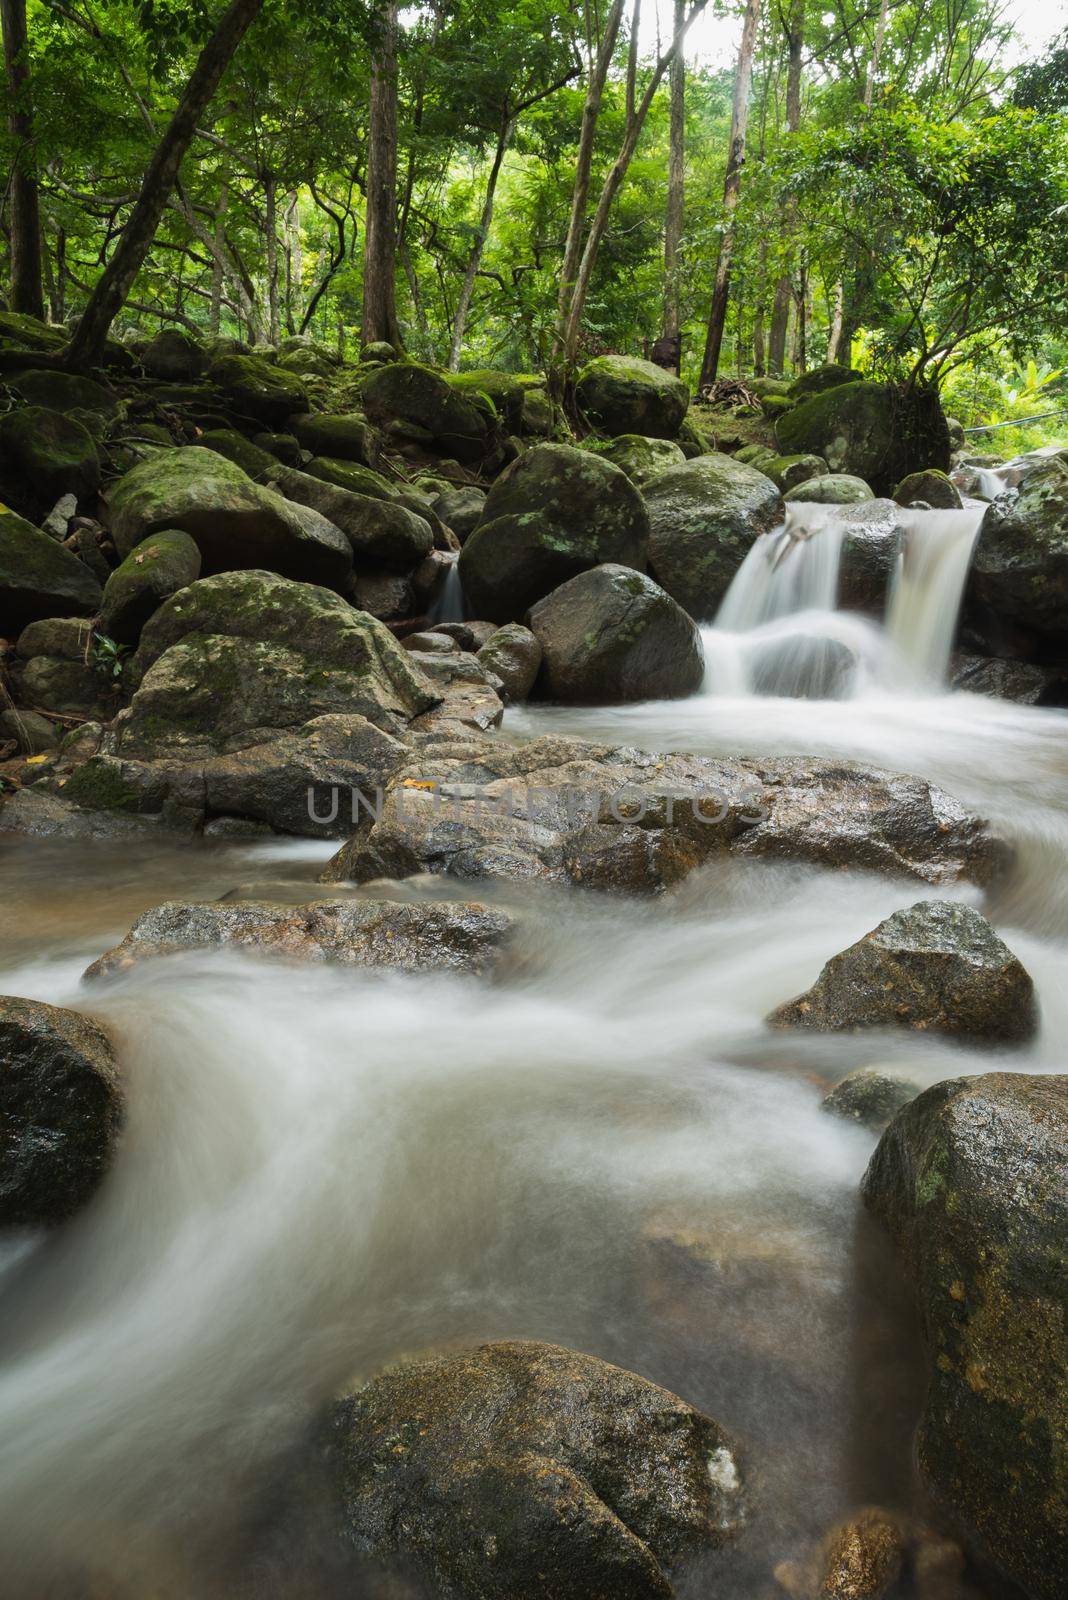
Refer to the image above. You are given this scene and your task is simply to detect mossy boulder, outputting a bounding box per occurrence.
[360,362,492,462]
[120,569,437,756]
[108,446,352,589]
[0,311,67,353]
[289,412,380,466]
[863,1073,1068,1600]
[0,509,101,632]
[475,623,542,702]
[269,466,433,571]
[784,474,874,505]
[775,382,951,496]
[0,994,124,1228]
[584,433,686,488]
[529,564,705,704]
[431,484,486,542]
[327,1340,744,1600]
[758,453,827,492]
[0,405,101,519]
[768,900,1037,1042]
[575,354,689,439]
[789,363,863,399]
[447,369,522,429]
[11,368,117,416]
[458,442,649,623]
[305,457,398,502]
[16,615,94,660]
[100,529,202,645]
[141,328,206,381]
[207,352,309,424]
[14,654,117,718]
[643,453,783,619]
[199,428,278,480]
[967,457,1068,655]
[894,470,962,510]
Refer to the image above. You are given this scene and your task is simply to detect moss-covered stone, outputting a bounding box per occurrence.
[11,368,117,415]
[789,363,863,399]
[894,469,962,510]
[141,328,206,381]
[584,433,686,488]
[775,383,951,496]
[207,352,309,424]
[0,508,101,633]
[458,442,649,623]
[967,458,1068,654]
[0,311,66,352]
[100,529,202,645]
[289,412,380,466]
[575,354,689,439]
[0,405,101,518]
[758,452,828,492]
[360,362,492,462]
[199,428,278,480]
[784,474,874,505]
[447,370,546,432]
[643,453,783,619]
[269,466,433,571]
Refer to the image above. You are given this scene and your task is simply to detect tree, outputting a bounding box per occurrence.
[660,0,686,368]
[362,0,402,349]
[0,0,43,317]
[766,0,804,374]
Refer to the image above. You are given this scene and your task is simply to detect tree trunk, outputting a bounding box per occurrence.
[448,116,513,371]
[210,183,229,334]
[660,0,686,369]
[63,0,264,368]
[0,0,44,318]
[698,0,762,391]
[284,189,301,335]
[264,170,280,345]
[767,0,803,374]
[828,0,889,362]
[361,0,402,349]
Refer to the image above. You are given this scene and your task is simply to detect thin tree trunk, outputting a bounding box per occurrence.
[767,0,803,374]
[660,0,686,369]
[285,189,301,334]
[400,241,431,348]
[52,225,66,322]
[264,170,280,344]
[448,117,513,371]
[1,0,44,317]
[361,0,402,349]
[210,182,229,334]
[827,279,844,363]
[63,0,264,368]
[698,0,762,391]
[828,0,889,362]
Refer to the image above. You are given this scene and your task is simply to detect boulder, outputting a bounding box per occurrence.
[758,453,827,493]
[863,1073,1068,1599]
[584,434,687,488]
[767,900,1036,1042]
[85,898,514,981]
[108,447,352,589]
[99,529,203,645]
[289,412,380,466]
[775,383,951,497]
[788,364,863,400]
[306,457,398,502]
[0,310,67,353]
[447,369,530,430]
[119,570,437,756]
[11,368,116,415]
[950,652,1068,707]
[476,623,542,702]
[529,565,704,703]
[784,474,874,505]
[834,498,909,613]
[327,1340,743,1600]
[16,615,93,659]
[360,362,491,462]
[359,340,398,363]
[575,354,689,439]
[199,428,278,480]
[459,443,649,624]
[820,1070,920,1133]
[643,454,783,619]
[267,466,433,571]
[141,328,206,381]
[0,405,101,519]
[0,510,101,632]
[350,569,413,620]
[0,995,124,1228]
[207,352,309,424]
[967,457,1068,655]
[12,652,118,718]
[0,706,58,755]
[893,470,962,510]
[432,484,486,541]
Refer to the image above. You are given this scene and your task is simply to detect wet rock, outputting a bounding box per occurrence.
[476,623,542,702]
[967,457,1068,655]
[207,352,309,424]
[835,499,909,613]
[268,466,433,571]
[863,1073,1068,1600]
[118,570,437,757]
[402,630,460,654]
[327,1339,743,1600]
[776,383,951,497]
[0,706,57,755]
[307,457,398,502]
[759,453,828,493]
[459,444,649,624]
[894,471,962,511]
[575,354,689,439]
[0,995,124,1228]
[351,569,413,621]
[528,564,704,703]
[0,786,161,839]
[99,528,202,645]
[768,901,1036,1042]
[85,897,515,981]
[431,484,486,542]
[774,1506,906,1600]
[361,363,492,463]
[289,412,380,466]
[821,1069,920,1132]
[108,447,352,589]
[584,433,686,488]
[0,511,102,632]
[643,453,783,619]
[141,328,206,381]
[0,406,101,520]
[784,474,874,506]
[950,651,1068,707]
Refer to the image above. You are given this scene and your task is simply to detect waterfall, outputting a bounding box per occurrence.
[429,560,465,625]
[884,508,984,685]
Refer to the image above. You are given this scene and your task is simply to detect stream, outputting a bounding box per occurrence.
[1,490,1066,1597]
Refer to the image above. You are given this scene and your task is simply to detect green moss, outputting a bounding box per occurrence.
[65,757,142,814]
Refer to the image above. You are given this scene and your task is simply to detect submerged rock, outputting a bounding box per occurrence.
[820,1069,920,1132]
[863,1073,1068,1599]
[85,897,515,980]
[768,901,1036,1042]
[575,354,689,439]
[643,453,783,619]
[0,995,124,1228]
[774,1506,906,1600]
[327,1339,743,1600]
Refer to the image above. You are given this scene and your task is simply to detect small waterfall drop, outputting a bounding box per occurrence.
[884,508,984,684]
[429,559,465,624]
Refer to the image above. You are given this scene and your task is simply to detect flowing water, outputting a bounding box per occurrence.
[1,492,1066,1597]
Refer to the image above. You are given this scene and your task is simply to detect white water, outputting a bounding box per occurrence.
[884,508,983,683]
[428,559,465,624]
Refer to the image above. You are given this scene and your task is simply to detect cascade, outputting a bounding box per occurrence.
[884,508,984,684]
[429,560,465,624]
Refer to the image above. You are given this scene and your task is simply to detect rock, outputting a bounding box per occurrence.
[0,405,101,519]
[254,430,303,466]
[0,706,58,754]
[359,340,399,363]
[894,471,962,510]
[40,492,79,540]
[13,652,118,718]
[327,1340,743,1600]
[834,498,909,613]
[788,364,863,400]
[268,466,433,571]
[967,457,1068,655]
[290,413,380,466]
[821,1069,920,1132]
[0,995,124,1228]
[402,630,459,654]
[784,474,873,505]
[459,444,649,624]
[431,484,486,542]
[950,651,1068,707]
[199,427,279,480]
[108,447,352,589]
[85,898,514,981]
[758,453,828,492]
[350,569,413,620]
[307,457,398,502]
[16,615,94,659]
[584,434,687,488]
[768,900,1036,1042]
[575,354,689,439]
[862,1073,1068,1600]
[141,328,206,381]
[775,1507,906,1600]
[11,368,116,415]
[361,363,492,462]
[0,310,68,353]
[528,565,704,703]
[643,454,783,619]
[120,570,437,756]
[776,383,951,497]
[99,528,203,645]
[0,509,102,632]
[476,623,542,702]
[207,352,309,424]
[447,368,530,429]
